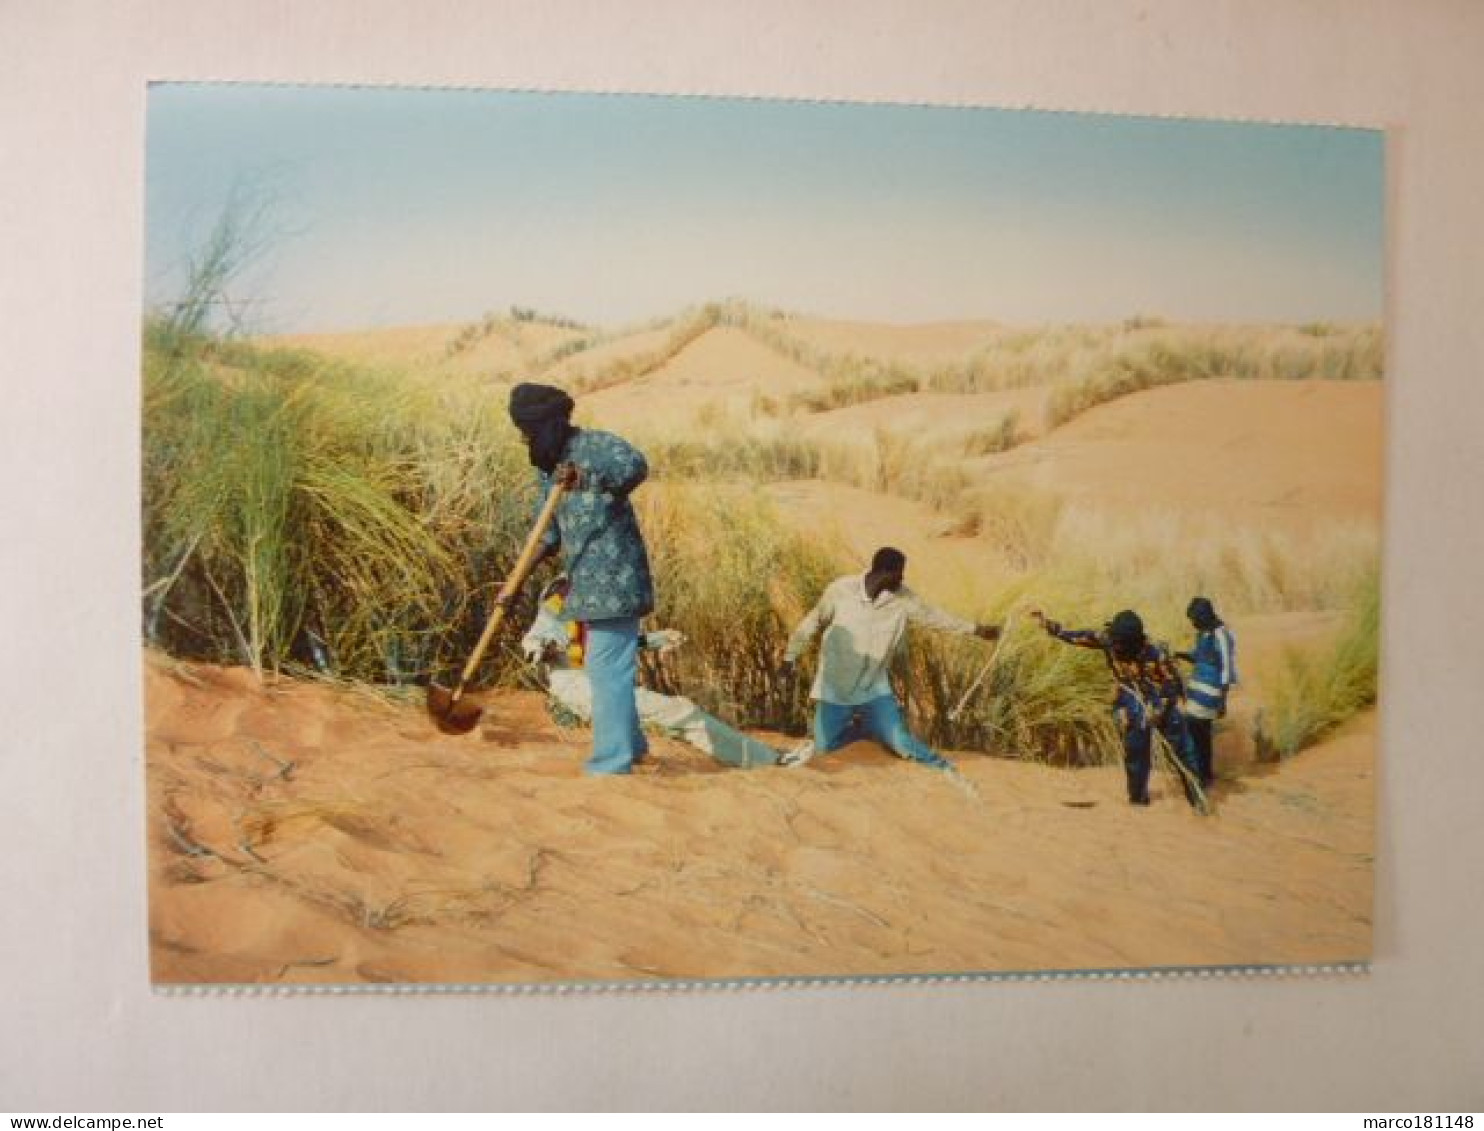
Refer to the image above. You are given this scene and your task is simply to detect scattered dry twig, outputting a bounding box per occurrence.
[164,820,213,858]
[249,740,295,781]
[275,956,338,979]
[803,886,891,929]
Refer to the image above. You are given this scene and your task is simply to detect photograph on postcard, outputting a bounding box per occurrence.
[141,85,1383,985]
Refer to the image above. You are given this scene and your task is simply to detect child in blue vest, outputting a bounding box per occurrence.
[1032,607,1203,809]
[1175,597,1238,789]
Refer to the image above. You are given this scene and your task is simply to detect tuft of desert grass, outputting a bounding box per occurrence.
[636,484,845,731]
[143,323,533,684]
[1044,507,1380,617]
[1254,569,1381,758]
[961,411,1021,457]
[1041,324,1383,429]
[897,596,1125,765]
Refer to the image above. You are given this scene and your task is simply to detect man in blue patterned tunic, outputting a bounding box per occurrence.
[508,383,655,775]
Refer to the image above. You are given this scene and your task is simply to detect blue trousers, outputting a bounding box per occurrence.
[814,695,950,769]
[1121,710,1199,805]
[585,617,648,775]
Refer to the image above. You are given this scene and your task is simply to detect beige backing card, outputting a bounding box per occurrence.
[2,0,1481,1111]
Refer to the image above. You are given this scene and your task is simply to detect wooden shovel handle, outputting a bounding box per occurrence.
[452,481,567,697]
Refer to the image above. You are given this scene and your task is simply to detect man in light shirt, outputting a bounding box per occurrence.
[778,547,1000,771]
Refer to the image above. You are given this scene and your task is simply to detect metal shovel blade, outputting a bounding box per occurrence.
[427,683,484,735]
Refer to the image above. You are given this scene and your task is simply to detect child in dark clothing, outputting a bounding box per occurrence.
[1031,608,1204,809]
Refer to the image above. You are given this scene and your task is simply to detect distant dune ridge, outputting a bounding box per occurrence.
[141,305,1383,983]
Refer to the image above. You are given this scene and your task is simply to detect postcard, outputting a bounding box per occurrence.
[142,85,1382,986]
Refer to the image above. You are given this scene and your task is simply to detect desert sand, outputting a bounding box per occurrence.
[793,387,1049,447]
[969,378,1385,528]
[542,324,677,386]
[146,651,1372,985]
[579,326,828,431]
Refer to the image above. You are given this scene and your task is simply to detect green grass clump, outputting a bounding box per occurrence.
[1255,570,1381,758]
[970,484,1066,572]
[637,485,844,730]
[642,435,823,482]
[1043,324,1384,428]
[787,367,921,413]
[961,411,1021,457]
[898,602,1124,764]
[1044,509,1379,616]
[642,419,981,519]
[142,320,534,684]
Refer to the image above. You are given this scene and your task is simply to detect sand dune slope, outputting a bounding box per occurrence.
[540,325,676,385]
[777,317,1005,366]
[270,321,585,379]
[974,379,1385,527]
[794,387,1049,447]
[581,326,827,431]
[147,653,1372,985]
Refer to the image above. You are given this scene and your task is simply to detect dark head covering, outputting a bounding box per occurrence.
[508,383,574,430]
[1106,609,1147,661]
[870,546,907,574]
[1186,596,1220,631]
[508,383,576,472]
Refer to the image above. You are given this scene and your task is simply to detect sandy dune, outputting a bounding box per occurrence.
[581,326,827,431]
[572,320,1028,434]
[539,324,676,385]
[973,379,1385,528]
[794,387,1049,448]
[777,316,1005,366]
[761,379,1383,598]
[146,650,1372,985]
[271,320,585,379]
[452,321,587,378]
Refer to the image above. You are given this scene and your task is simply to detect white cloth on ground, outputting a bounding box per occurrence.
[546,670,779,768]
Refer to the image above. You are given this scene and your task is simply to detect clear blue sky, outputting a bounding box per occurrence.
[145,84,1384,332]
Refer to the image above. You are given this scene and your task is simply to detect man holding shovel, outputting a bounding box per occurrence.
[778,547,1000,773]
[507,383,655,776]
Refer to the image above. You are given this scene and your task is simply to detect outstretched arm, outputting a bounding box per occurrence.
[782,587,835,671]
[1029,609,1103,650]
[902,592,981,638]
